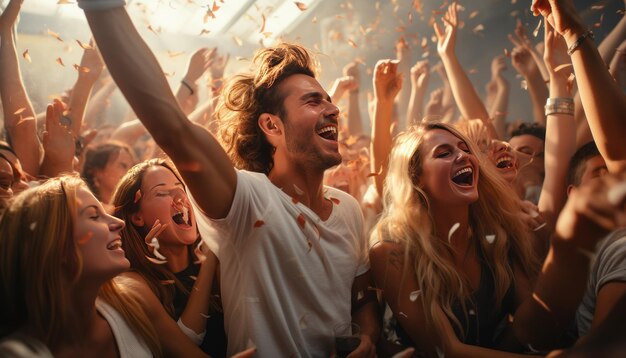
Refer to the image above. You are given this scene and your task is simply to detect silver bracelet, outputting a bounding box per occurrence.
[567,30,594,56]
[545,97,574,116]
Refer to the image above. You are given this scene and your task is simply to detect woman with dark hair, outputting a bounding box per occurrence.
[82,141,135,209]
[112,158,227,357]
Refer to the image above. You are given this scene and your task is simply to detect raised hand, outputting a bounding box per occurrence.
[555,171,626,251]
[530,0,586,41]
[183,47,213,84]
[433,2,458,57]
[41,99,75,176]
[330,76,358,103]
[424,88,443,118]
[491,55,507,82]
[343,61,361,89]
[373,60,402,103]
[511,46,538,77]
[78,40,104,81]
[410,60,430,88]
[543,20,572,78]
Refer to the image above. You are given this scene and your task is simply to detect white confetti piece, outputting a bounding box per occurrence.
[448,222,460,243]
[29,222,37,231]
[485,235,495,244]
[409,290,421,302]
[607,182,626,205]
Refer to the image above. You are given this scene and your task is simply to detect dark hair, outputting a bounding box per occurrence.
[566,141,602,187]
[82,141,135,200]
[111,159,201,317]
[510,122,546,142]
[216,43,317,174]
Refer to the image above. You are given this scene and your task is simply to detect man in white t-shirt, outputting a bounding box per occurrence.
[79,2,379,356]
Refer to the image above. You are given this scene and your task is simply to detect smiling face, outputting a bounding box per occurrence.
[133,166,197,247]
[74,186,129,282]
[509,134,544,177]
[416,129,479,206]
[488,140,517,183]
[275,74,342,171]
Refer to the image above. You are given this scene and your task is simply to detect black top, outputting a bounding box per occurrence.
[395,258,516,349]
[174,263,228,358]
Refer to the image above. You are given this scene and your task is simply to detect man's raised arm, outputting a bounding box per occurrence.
[80,2,235,218]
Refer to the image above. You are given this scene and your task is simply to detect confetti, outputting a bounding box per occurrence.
[533,222,547,231]
[203,10,216,23]
[211,0,220,12]
[57,0,74,3]
[294,1,307,11]
[296,213,306,230]
[254,220,265,228]
[29,222,37,231]
[259,14,266,33]
[312,16,317,23]
[233,36,243,46]
[347,39,357,48]
[189,275,197,281]
[161,280,175,285]
[22,50,31,63]
[200,313,210,318]
[566,73,576,93]
[591,5,605,10]
[47,29,63,42]
[533,19,542,38]
[485,235,495,244]
[469,10,479,19]
[73,64,90,73]
[199,29,211,35]
[147,25,159,35]
[13,108,26,115]
[399,312,408,318]
[607,182,626,205]
[448,222,460,243]
[293,184,304,196]
[469,309,476,315]
[330,197,341,205]
[472,24,484,34]
[409,290,421,302]
[56,57,65,66]
[76,39,94,50]
[167,51,185,58]
[146,255,168,265]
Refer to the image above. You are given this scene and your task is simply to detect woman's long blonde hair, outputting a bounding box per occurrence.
[371,122,539,344]
[0,175,161,356]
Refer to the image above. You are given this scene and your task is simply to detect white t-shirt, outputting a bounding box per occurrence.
[96,299,152,358]
[192,170,369,357]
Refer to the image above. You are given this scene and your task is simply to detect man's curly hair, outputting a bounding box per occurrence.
[215,43,317,174]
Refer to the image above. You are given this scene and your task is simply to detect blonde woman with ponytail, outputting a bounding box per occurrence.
[369,120,541,357]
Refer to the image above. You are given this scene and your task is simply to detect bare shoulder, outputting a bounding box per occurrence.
[369,240,407,273]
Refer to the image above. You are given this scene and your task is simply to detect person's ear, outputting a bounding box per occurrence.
[566,184,574,197]
[258,113,283,146]
[131,212,144,227]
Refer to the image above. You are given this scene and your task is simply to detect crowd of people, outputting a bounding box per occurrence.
[0,0,625,357]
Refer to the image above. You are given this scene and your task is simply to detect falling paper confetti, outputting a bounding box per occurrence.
[22,50,31,63]
[13,108,26,115]
[254,220,265,228]
[293,184,304,196]
[409,290,421,302]
[47,29,63,42]
[76,39,94,50]
[296,213,306,230]
[448,222,460,243]
[294,1,307,11]
[146,255,168,265]
[553,64,573,73]
[533,19,542,38]
[485,235,495,244]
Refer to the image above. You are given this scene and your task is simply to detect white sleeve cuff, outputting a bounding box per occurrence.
[77,0,126,11]
[176,318,206,345]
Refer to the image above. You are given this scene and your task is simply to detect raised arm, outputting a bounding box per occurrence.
[406,60,429,126]
[510,45,549,126]
[433,3,497,139]
[343,62,363,136]
[66,41,105,135]
[176,48,212,116]
[81,3,236,219]
[537,21,577,233]
[371,60,402,197]
[489,55,510,139]
[0,0,42,176]
[532,0,626,172]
